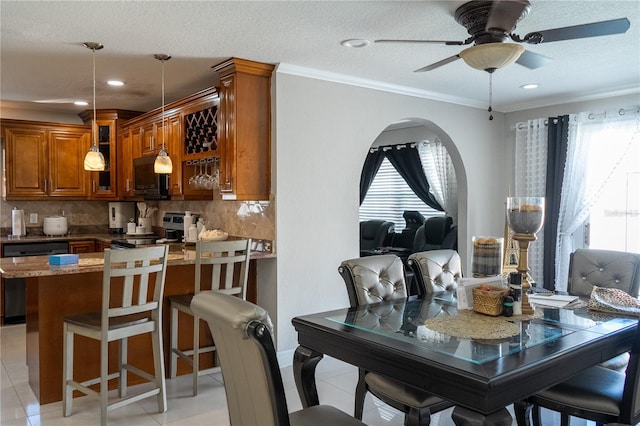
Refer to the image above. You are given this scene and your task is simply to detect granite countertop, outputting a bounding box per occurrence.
[0,233,116,245]
[0,244,274,279]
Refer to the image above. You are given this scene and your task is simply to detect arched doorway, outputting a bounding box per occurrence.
[360,118,469,267]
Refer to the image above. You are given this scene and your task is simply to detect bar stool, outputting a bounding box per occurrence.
[62,245,169,426]
[169,238,251,396]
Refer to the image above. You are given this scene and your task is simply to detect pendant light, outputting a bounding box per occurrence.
[83,42,106,171]
[153,54,173,174]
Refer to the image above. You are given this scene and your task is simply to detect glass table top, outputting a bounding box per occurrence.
[324,295,637,365]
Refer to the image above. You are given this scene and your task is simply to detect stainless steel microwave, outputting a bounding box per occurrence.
[133,156,170,199]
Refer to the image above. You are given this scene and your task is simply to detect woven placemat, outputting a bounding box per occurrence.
[424,310,537,340]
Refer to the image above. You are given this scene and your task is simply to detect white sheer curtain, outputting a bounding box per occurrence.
[555,112,640,291]
[419,139,458,224]
[514,118,548,284]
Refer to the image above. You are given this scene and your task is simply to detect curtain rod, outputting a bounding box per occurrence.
[369,142,417,153]
[588,106,640,120]
[516,105,640,130]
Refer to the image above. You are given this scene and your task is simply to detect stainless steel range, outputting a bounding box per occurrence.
[110,236,161,249]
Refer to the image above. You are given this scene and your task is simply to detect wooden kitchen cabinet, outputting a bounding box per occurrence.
[79,110,142,200]
[68,240,95,254]
[213,58,274,201]
[2,119,90,200]
[94,241,111,252]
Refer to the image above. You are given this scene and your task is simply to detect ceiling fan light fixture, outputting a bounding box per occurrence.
[459,43,525,72]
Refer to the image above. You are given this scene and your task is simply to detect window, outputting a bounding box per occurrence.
[359,157,442,231]
[584,127,639,253]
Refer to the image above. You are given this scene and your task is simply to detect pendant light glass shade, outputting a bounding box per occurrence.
[153,54,172,174]
[459,43,525,72]
[154,149,173,173]
[83,42,105,171]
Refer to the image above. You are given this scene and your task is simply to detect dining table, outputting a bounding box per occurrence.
[291,293,637,426]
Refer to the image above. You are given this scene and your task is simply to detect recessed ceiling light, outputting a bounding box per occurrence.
[107,80,124,86]
[520,83,539,90]
[74,101,89,106]
[341,39,370,48]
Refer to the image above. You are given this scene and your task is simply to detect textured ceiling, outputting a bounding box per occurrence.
[1,1,639,117]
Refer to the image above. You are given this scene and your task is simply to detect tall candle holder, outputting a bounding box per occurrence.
[506,197,545,315]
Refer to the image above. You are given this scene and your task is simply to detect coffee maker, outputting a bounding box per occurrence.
[108,202,135,234]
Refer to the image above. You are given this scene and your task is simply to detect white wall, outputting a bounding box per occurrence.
[273,71,507,356]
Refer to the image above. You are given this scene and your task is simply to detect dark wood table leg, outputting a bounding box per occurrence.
[452,406,512,426]
[293,345,323,407]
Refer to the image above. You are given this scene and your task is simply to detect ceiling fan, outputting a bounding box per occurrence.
[375,0,630,73]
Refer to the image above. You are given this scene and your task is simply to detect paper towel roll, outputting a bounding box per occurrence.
[12,208,25,237]
[183,213,194,237]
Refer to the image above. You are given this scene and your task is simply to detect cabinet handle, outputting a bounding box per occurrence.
[151,136,154,151]
[44,178,47,193]
[92,180,96,193]
[126,178,130,192]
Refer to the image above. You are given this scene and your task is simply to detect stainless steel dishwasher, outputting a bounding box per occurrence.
[2,241,69,324]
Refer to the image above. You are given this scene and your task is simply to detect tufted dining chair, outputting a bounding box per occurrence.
[567,248,640,298]
[338,255,453,425]
[407,249,462,297]
[568,249,640,373]
[517,249,640,426]
[190,291,365,426]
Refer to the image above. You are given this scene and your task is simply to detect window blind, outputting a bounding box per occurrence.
[360,157,442,231]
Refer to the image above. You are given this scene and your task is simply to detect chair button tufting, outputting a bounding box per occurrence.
[599,268,604,272]
[582,276,587,280]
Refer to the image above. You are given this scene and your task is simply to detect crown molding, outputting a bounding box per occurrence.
[276,63,640,115]
[275,63,485,110]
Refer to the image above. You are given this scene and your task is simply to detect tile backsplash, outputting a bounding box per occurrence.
[1,198,275,250]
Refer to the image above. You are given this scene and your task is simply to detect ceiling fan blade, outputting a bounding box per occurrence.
[515,49,553,69]
[375,39,466,46]
[520,17,630,44]
[414,55,461,72]
[486,0,530,34]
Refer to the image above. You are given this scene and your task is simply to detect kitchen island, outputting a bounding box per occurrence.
[0,245,275,404]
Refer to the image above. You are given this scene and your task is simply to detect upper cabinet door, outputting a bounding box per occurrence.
[48,128,90,197]
[214,58,274,201]
[4,125,48,197]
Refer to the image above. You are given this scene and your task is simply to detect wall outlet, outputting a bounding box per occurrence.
[30,213,38,224]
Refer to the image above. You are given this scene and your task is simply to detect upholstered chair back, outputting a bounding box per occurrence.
[567,249,640,297]
[412,216,453,252]
[339,254,407,307]
[408,249,462,295]
[190,292,283,426]
[360,220,395,251]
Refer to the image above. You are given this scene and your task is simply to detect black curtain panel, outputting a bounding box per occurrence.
[385,145,443,211]
[543,115,570,290]
[359,149,386,205]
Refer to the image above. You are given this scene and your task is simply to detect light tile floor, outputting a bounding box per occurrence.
[1,324,594,425]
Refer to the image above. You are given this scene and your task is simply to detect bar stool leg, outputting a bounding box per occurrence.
[62,323,73,417]
[192,315,200,396]
[152,324,167,412]
[170,304,179,378]
[119,337,128,398]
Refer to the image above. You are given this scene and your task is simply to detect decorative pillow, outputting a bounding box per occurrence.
[588,286,640,316]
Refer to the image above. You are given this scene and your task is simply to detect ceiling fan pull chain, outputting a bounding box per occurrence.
[488,72,494,121]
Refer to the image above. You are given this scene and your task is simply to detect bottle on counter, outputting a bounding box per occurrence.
[188,224,198,242]
[183,211,194,238]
